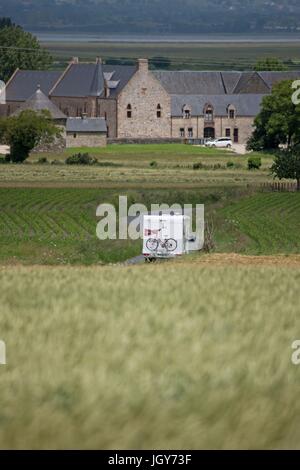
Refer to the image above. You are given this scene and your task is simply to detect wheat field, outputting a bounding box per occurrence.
[0,259,300,449]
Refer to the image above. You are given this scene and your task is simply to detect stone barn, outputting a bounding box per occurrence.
[66,116,107,148]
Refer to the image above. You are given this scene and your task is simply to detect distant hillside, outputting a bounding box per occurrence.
[1,0,300,34]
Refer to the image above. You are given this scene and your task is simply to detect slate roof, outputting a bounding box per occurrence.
[89,61,105,97]
[171,94,266,117]
[220,72,242,94]
[5,65,300,105]
[12,87,66,119]
[66,117,107,133]
[155,70,300,95]
[51,63,137,98]
[5,70,61,102]
[232,72,257,93]
[153,71,226,95]
[257,71,300,88]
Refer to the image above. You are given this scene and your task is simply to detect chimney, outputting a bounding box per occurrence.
[138,58,149,73]
[72,57,79,64]
[96,57,102,64]
[104,79,110,98]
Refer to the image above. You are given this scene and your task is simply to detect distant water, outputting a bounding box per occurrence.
[33,32,300,43]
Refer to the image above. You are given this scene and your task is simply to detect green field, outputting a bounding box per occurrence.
[0,187,299,264]
[43,40,300,70]
[1,143,299,449]
[1,144,274,188]
[1,261,300,449]
[0,144,298,264]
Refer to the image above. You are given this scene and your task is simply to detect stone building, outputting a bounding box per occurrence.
[117,59,171,138]
[66,116,107,148]
[12,85,67,151]
[1,57,137,139]
[2,58,300,144]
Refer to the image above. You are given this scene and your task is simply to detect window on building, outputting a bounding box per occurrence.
[204,127,215,139]
[234,128,239,143]
[73,133,77,138]
[229,109,235,119]
[204,105,214,122]
[188,128,193,138]
[6,105,10,116]
[180,128,185,138]
[127,104,132,118]
[84,102,87,114]
[183,105,191,119]
[64,108,69,116]
[225,128,231,137]
[157,104,162,118]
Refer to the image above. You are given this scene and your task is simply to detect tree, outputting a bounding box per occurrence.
[247,80,300,151]
[0,110,61,162]
[271,148,300,191]
[0,18,14,29]
[0,24,52,82]
[254,57,288,71]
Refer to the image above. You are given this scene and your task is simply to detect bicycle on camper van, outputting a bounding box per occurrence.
[145,228,177,253]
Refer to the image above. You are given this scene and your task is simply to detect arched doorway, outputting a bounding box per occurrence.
[204,127,215,139]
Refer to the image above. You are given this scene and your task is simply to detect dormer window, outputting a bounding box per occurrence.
[127,104,132,118]
[183,105,191,119]
[204,104,214,122]
[157,104,162,118]
[228,105,236,119]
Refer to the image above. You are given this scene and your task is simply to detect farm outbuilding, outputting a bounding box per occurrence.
[66,116,107,148]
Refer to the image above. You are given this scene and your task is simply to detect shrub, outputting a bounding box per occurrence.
[96,161,122,167]
[51,159,63,165]
[226,161,235,168]
[248,156,262,170]
[213,163,224,170]
[149,160,158,168]
[37,156,48,164]
[0,154,10,164]
[193,162,204,170]
[65,152,97,165]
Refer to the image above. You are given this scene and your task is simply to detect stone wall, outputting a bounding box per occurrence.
[108,137,183,144]
[215,116,254,143]
[66,132,107,148]
[117,59,171,138]
[171,116,254,143]
[32,124,66,153]
[50,96,117,138]
[0,101,23,117]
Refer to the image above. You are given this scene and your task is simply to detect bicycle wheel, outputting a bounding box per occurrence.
[165,238,177,252]
[146,238,159,252]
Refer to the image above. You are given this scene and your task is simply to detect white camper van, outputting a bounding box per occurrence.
[143,214,196,261]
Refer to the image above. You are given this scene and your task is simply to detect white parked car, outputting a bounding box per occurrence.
[205,137,232,148]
